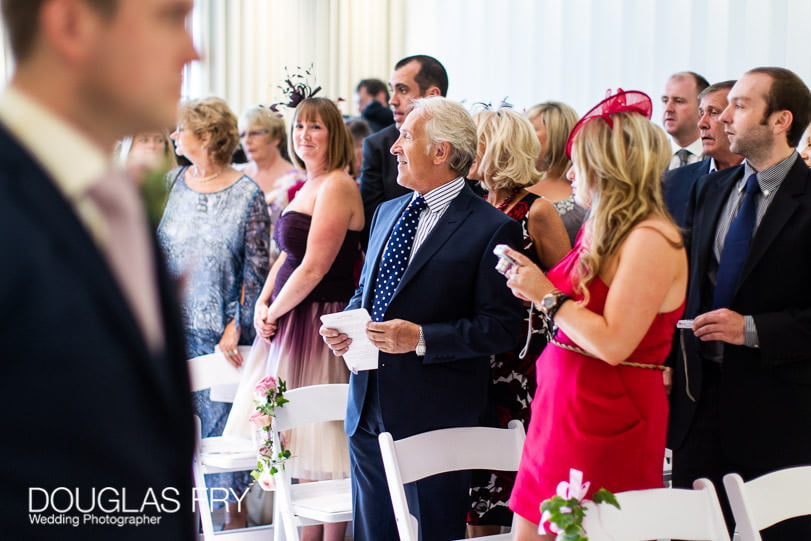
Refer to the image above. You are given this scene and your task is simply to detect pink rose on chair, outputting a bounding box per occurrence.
[254,375,277,399]
[250,376,290,486]
[249,410,271,428]
[258,470,276,491]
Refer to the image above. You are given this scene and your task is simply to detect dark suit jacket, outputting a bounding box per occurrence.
[0,127,195,539]
[345,185,524,439]
[664,158,711,228]
[361,100,395,133]
[668,158,811,468]
[358,124,409,249]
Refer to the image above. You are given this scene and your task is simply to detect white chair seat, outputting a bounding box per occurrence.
[199,435,256,472]
[288,478,352,520]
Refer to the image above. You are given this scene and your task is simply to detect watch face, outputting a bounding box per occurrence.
[542,295,557,310]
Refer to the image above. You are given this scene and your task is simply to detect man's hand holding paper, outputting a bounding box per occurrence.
[320,308,380,373]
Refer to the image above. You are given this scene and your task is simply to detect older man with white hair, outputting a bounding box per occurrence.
[321,97,524,541]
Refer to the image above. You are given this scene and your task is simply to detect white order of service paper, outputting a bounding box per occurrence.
[320,308,379,373]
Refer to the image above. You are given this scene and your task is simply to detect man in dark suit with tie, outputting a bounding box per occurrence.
[664,80,742,227]
[321,97,523,541]
[668,67,811,539]
[358,55,447,248]
[0,0,200,538]
[662,71,709,170]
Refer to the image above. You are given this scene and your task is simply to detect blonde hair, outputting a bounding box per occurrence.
[526,101,578,176]
[240,105,290,160]
[572,112,675,302]
[289,98,354,174]
[177,97,240,165]
[473,108,541,191]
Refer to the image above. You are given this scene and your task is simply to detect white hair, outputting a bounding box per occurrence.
[410,97,476,177]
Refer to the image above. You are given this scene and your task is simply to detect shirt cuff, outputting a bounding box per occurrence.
[744,315,759,348]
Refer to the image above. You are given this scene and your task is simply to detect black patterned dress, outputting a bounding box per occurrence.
[468,192,552,526]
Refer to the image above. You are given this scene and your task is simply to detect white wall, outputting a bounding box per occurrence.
[1,0,808,126]
[402,0,811,119]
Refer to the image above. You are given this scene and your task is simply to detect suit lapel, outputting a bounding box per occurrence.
[694,166,741,277]
[362,195,410,308]
[738,159,808,288]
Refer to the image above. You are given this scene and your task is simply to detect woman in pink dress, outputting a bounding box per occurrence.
[502,90,688,540]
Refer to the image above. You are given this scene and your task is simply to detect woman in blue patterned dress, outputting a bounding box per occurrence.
[158,97,270,529]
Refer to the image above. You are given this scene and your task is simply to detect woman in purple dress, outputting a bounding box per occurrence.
[253,97,363,541]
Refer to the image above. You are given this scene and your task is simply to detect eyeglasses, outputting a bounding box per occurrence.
[240,129,270,139]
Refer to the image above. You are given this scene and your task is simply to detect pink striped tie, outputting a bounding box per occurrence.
[85,170,164,350]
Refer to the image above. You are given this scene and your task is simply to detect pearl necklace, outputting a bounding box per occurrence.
[190,165,226,183]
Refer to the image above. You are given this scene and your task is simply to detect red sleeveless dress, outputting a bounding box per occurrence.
[510,231,684,525]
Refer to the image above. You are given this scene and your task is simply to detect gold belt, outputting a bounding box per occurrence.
[549,338,666,371]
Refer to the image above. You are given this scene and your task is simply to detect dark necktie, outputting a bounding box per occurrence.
[371,196,427,322]
[712,174,760,309]
[676,148,691,167]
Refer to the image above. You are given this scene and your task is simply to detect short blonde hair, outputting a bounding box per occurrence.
[411,97,476,177]
[526,101,578,175]
[473,108,540,191]
[290,98,354,174]
[572,111,674,301]
[240,105,290,160]
[177,97,240,165]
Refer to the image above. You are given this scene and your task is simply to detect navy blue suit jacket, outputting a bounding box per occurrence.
[664,158,711,228]
[668,158,811,467]
[345,185,524,439]
[361,100,395,133]
[0,127,195,538]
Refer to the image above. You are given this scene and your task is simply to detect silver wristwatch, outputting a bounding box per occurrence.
[415,326,426,357]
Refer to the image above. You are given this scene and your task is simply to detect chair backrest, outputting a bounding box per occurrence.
[378,419,526,541]
[724,466,811,541]
[271,383,350,541]
[581,478,730,541]
[272,383,350,431]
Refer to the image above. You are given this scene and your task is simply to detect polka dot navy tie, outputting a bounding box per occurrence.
[371,196,427,322]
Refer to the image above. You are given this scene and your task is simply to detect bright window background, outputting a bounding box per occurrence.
[0,0,808,124]
[184,0,811,122]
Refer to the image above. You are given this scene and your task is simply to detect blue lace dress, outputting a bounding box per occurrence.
[158,167,270,499]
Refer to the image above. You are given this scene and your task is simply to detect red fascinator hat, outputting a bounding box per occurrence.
[565,89,653,159]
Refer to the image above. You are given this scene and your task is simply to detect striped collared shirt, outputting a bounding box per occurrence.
[713,152,798,260]
[710,151,798,347]
[403,176,466,264]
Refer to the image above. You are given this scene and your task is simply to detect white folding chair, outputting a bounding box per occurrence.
[189,347,274,540]
[377,419,526,541]
[270,383,352,541]
[724,466,811,541]
[581,478,730,541]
